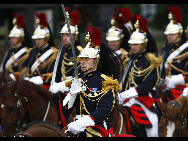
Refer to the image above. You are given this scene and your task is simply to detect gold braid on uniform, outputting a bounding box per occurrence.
[61,46,83,80]
[167,51,188,75]
[8,47,31,75]
[125,53,162,90]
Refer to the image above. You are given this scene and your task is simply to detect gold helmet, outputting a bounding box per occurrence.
[78,26,102,73]
[128,14,148,45]
[9,13,25,38]
[59,7,80,36]
[78,26,102,59]
[106,13,124,41]
[164,7,183,35]
[32,12,50,40]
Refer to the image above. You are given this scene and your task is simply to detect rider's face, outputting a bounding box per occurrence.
[108,40,121,51]
[167,33,179,44]
[130,43,144,54]
[35,38,46,48]
[80,57,97,74]
[10,37,21,47]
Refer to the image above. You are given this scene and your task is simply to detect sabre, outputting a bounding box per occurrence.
[61,4,78,79]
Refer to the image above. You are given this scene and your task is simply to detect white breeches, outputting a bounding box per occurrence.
[123,97,159,137]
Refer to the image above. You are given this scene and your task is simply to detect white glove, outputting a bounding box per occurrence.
[118,87,138,105]
[68,115,95,134]
[24,77,30,81]
[182,87,188,97]
[49,81,70,94]
[166,74,185,89]
[63,78,86,109]
[29,76,43,85]
[9,73,16,81]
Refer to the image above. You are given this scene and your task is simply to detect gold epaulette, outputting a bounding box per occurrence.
[76,46,83,52]
[120,48,128,56]
[51,47,58,58]
[101,74,122,93]
[145,53,162,68]
[65,79,72,88]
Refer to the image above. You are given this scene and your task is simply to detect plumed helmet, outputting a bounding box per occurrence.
[78,26,102,59]
[106,13,124,41]
[128,14,148,44]
[164,7,183,35]
[32,12,50,39]
[59,7,81,35]
[9,13,25,38]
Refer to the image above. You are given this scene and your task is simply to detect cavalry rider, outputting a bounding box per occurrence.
[118,14,162,137]
[49,7,83,94]
[24,12,58,89]
[106,7,134,83]
[61,26,122,137]
[1,13,31,80]
[159,7,188,98]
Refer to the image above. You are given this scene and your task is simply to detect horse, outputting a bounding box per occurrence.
[159,95,188,137]
[109,102,128,135]
[14,121,68,137]
[0,78,63,137]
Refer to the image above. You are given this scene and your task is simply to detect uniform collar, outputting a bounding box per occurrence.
[134,50,147,58]
[39,44,50,52]
[84,69,98,78]
[13,44,23,50]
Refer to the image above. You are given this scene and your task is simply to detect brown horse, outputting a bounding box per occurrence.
[109,103,128,135]
[14,121,67,137]
[0,78,63,137]
[159,95,188,137]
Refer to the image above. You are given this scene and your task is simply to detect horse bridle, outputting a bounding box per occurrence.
[162,101,187,136]
[0,82,28,132]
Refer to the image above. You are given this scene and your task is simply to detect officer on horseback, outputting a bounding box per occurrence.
[61,26,122,137]
[1,13,32,80]
[24,12,58,89]
[49,7,83,94]
[118,14,162,137]
[160,7,188,94]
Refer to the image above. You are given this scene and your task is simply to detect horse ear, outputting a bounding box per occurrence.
[11,77,19,92]
[0,70,6,82]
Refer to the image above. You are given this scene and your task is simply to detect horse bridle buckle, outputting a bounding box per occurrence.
[17,100,22,107]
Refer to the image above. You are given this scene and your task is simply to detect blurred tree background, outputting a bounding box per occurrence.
[0,4,187,64]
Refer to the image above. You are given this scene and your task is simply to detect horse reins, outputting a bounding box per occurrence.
[0,82,28,131]
[0,82,52,134]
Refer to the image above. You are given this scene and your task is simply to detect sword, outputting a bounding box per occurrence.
[61,4,78,79]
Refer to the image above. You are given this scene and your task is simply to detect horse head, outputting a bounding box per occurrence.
[0,78,28,137]
[159,96,188,137]
[0,70,14,86]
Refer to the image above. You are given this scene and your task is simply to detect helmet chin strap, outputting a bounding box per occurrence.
[169,34,181,46]
[132,43,146,56]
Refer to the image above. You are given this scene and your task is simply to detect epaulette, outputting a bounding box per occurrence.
[120,48,128,56]
[65,79,72,88]
[76,46,83,52]
[145,53,162,68]
[101,74,122,92]
[51,47,58,58]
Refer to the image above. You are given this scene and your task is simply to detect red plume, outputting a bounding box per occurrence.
[113,13,116,19]
[35,12,39,18]
[114,15,125,30]
[88,26,91,32]
[12,13,17,18]
[172,7,181,23]
[89,27,103,46]
[137,14,141,21]
[118,7,132,22]
[38,13,47,28]
[70,10,81,25]
[65,7,69,12]
[139,16,148,33]
[17,14,25,28]
[167,7,173,13]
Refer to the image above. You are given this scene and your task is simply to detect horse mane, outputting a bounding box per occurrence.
[18,79,53,100]
[21,121,62,132]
